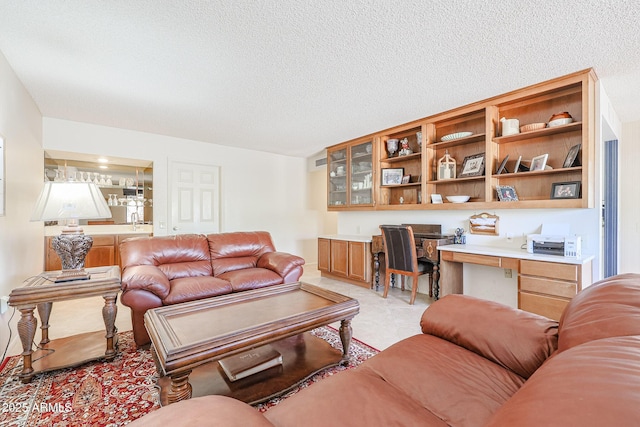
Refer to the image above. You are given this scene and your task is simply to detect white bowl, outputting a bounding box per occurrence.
[446,195,470,203]
[441,131,473,142]
[547,117,573,127]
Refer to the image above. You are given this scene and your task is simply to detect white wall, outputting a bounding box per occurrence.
[0,51,44,359]
[620,118,640,273]
[42,118,320,258]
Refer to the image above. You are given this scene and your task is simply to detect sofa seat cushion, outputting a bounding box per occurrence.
[360,334,526,427]
[485,335,640,427]
[265,367,449,427]
[162,276,232,305]
[218,268,283,292]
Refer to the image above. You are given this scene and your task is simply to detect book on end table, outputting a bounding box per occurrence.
[218,344,283,382]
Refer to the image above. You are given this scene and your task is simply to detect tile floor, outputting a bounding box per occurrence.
[7,269,433,356]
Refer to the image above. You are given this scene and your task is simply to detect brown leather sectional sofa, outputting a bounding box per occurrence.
[119,232,305,347]
[130,273,640,426]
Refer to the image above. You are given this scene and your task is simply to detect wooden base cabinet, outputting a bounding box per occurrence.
[318,237,371,288]
[45,233,151,271]
[519,259,592,320]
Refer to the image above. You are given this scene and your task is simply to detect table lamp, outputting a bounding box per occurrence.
[31,180,112,282]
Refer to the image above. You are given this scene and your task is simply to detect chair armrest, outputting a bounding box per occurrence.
[420,294,558,379]
[257,252,305,278]
[121,264,171,300]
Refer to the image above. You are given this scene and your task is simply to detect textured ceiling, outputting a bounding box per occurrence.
[1,1,639,158]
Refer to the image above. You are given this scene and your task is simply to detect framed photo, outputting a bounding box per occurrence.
[381,168,404,186]
[401,174,411,184]
[530,153,549,171]
[563,144,581,168]
[551,181,581,199]
[459,153,485,177]
[496,185,519,202]
[431,194,443,204]
[495,154,509,175]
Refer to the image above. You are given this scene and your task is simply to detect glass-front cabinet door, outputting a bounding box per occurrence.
[328,147,348,207]
[328,139,374,209]
[349,141,373,206]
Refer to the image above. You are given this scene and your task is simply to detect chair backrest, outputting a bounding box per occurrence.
[380,225,419,273]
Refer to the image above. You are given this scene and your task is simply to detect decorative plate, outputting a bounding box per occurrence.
[441,131,473,142]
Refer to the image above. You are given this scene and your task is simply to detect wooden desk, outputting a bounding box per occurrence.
[438,245,593,320]
[8,266,121,382]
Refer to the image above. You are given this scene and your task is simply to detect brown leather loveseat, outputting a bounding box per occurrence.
[130,273,640,426]
[120,231,305,347]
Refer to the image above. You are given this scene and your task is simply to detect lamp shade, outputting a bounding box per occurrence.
[31,181,112,221]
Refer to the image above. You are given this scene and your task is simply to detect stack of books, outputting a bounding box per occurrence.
[218,344,283,382]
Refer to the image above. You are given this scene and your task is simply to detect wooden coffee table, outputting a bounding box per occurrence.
[8,266,121,383]
[144,282,359,405]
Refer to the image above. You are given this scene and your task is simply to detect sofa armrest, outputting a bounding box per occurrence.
[257,252,305,279]
[420,294,558,379]
[121,264,171,300]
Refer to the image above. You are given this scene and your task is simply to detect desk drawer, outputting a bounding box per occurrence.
[519,292,568,321]
[521,260,577,281]
[520,276,577,298]
[442,251,502,267]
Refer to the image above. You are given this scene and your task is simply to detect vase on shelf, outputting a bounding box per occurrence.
[386,139,399,158]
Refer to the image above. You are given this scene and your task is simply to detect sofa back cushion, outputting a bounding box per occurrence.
[207,231,275,276]
[558,273,640,352]
[120,234,212,280]
[485,335,640,427]
[420,294,558,379]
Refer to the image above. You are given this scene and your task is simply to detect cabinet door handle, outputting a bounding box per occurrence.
[173,226,179,231]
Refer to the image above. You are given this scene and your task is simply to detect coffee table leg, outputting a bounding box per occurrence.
[102,294,118,358]
[36,302,52,345]
[168,370,193,404]
[339,318,353,366]
[16,305,37,382]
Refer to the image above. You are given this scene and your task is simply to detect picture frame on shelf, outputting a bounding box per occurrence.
[530,153,549,171]
[459,153,485,177]
[431,194,443,204]
[513,155,523,173]
[495,154,509,175]
[496,185,519,202]
[563,144,581,168]
[401,175,411,184]
[551,181,581,199]
[381,168,404,186]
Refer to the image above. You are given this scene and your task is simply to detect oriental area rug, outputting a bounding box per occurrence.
[0,327,378,426]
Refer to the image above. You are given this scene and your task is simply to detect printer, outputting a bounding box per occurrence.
[527,234,582,258]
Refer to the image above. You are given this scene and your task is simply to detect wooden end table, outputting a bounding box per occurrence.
[145,282,360,405]
[8,265,121,383]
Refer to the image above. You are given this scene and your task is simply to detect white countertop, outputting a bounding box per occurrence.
[44,224,153,236]
[318,234,373,243]
[438,243,594,265]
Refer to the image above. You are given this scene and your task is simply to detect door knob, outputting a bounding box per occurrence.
[173,226,179,231]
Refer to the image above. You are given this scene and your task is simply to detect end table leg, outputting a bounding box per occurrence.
[102,294,118,358]
[338,318,353,366]
[36,302,52,345]
[17,305,37,382]
[167,370,193,404]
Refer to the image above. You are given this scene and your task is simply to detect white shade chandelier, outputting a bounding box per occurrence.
[31,181,112,281]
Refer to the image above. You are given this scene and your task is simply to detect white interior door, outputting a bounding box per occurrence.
[169,161,220,234]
